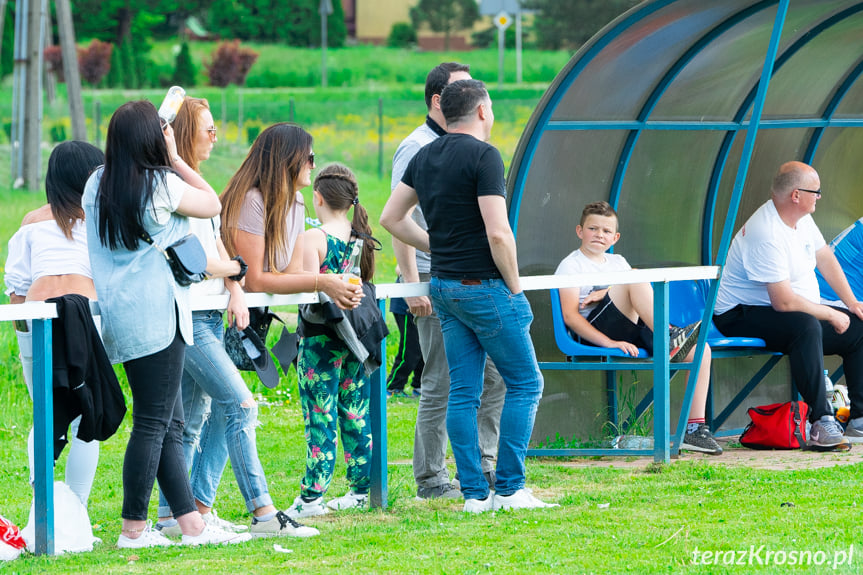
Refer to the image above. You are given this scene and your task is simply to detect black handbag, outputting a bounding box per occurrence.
[140,230,207,287]
[224,307,298,375]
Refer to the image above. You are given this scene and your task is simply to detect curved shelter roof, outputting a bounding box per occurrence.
[507,0,863,440]
[509,0,863,274]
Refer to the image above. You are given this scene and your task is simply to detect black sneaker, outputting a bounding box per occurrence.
[681,423,723,455]
[415,483,462,500]
[670,321,701,362]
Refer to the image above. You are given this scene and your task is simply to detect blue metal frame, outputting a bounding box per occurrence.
[370,299,388,509]
[32,318,54,555]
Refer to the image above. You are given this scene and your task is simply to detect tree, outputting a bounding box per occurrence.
[410,0,479,51]
[205,40,258,87]
[172,40,196,86]
[523,0,640,50]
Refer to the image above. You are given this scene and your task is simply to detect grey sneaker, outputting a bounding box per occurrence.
[286,494,330,519]
[670,321,701,362]
[250,511,319,538]
[154,520,183,538]
[202,509,248,532]
[681,424,723,455]
[415,483,462,500]
[844,420,863,443]
[808,416,845,448]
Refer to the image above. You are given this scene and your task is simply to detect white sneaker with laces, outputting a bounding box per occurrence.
[117,522,174,549]
[181,523,252,546]
[463,497,493,513]
[326,491,368,511]
[250,511,320,538]
[202,509,249,532]
[286,494,330,519]
[492,489,559,511]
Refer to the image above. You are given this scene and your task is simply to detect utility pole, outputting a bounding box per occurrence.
[23,0,45,191]
[0,1,8,61]
[320,0,332,88]
[56,0,86,140]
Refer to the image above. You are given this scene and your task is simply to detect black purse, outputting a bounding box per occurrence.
[224,307,299,377]
[140,230,207,287]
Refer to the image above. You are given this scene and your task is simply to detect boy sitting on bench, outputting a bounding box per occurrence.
[554,201,722,455]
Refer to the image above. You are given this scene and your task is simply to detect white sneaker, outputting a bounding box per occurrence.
[286,494,330,519]
[250,511,320,538]
[492,489,559,511]
[181,523,252,546]
[117,523,174,549]
[463,497,493,514]
[202,509,249,532]
[326,491,368,511]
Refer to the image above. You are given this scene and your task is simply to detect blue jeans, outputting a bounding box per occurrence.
[429,278,543,500]
[158,310,272,516]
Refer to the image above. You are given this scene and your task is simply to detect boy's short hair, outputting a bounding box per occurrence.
[580,201,618,227]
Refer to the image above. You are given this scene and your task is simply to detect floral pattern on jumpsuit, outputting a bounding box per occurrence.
[297,233,372,498]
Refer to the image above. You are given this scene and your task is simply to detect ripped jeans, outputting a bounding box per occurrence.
[158,310,272,515]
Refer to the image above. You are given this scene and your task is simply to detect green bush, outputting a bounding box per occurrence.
[49,122,67,143]
[246,125,260,144]
[172,42,197,87]
[387,23,417,48]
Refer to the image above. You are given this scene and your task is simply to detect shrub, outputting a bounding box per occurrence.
[387,23,417,48]
[206,40,259,87]
[77,39,113,86]
[106,43,122,88]
[44,45,65,82]
[172,42,196,87]
[49,121,67,143]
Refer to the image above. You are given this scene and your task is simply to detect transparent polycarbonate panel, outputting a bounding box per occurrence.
[832,71,863,118]
[709,128,815,262]
[614,131,726,267]
[761,10,863,120]
[549,0,749,122]
[511,130,631,276]
[809,128,863,241]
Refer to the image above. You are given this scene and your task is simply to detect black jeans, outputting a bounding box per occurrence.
[386,312,424,391]
[121,330,196,520]
[714,304,863,421]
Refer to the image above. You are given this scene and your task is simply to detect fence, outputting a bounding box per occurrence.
[1,265,717,555]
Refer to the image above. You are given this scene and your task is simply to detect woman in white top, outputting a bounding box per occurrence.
[5,141,104,507]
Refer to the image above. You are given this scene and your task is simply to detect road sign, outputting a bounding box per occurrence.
[495,11,511,30]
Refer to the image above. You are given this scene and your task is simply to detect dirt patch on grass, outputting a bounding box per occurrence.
[530,436,863,470]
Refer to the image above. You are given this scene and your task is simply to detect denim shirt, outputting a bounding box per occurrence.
[83,168,193,364]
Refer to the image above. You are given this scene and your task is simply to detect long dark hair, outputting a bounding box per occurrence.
[46,141,104,239]
[221,123,313,271]
[313,163,377,282]
[96,100,172,250]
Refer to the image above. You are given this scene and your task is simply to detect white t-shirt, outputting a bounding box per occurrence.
[554,249,631,318]
[149,172,186,224]
[189,215,227,297]
[715,199,826,314]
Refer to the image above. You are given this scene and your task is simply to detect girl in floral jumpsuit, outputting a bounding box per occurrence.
[287,163,378,518]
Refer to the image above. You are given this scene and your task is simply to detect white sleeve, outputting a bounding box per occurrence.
[150,172,187,225]
[4,228,32,297]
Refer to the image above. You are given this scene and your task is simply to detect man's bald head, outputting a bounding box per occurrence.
[772,161,818,198]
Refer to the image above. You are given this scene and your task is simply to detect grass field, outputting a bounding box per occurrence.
[1,47,862,574]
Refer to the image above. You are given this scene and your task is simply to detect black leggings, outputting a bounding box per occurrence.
[714,304,863,421]
[121,330,196,520]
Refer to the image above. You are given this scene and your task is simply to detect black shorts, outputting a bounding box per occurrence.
[578,293,654,355]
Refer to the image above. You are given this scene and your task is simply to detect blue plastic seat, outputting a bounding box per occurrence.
[667,279,767,350]
[549,288,649,359]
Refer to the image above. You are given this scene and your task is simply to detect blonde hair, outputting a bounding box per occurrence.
[173,97,210,173]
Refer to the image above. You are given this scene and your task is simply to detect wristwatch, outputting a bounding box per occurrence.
[229,255,248,282]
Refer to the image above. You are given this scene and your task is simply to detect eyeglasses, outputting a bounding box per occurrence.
[205,126,217,141]
[308,153,316,168]
[797,187,821,197]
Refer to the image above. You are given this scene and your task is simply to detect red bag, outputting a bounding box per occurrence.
[739,401,809,449]
[0,514,25,550]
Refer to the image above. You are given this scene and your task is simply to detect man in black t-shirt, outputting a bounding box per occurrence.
[381,79,557,513]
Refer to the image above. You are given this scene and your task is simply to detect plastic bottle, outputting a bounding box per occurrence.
[344,238,363,286]
[158,86,186,126]
[823,369,834,407]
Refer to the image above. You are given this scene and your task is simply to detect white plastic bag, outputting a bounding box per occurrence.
[22,482,97,554]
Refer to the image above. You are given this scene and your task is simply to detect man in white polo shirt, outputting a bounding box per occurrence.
[714,161,863,448]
